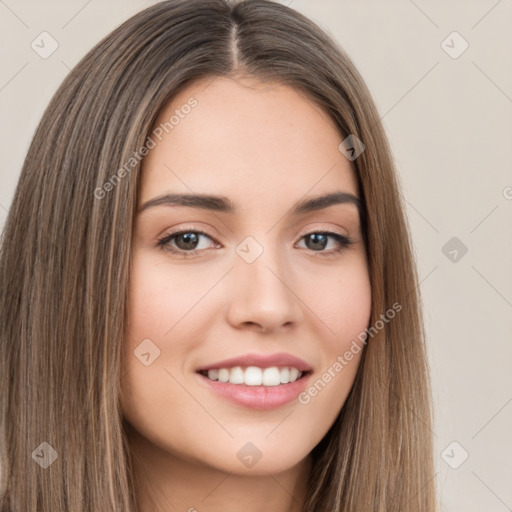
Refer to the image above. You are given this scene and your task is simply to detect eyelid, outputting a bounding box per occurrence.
[157,224,220,244]
[295,222,349,240]
[158,222,350,245]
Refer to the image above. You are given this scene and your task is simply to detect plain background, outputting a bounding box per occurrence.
[1,1,511,510]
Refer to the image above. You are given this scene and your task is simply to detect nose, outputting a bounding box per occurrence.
[225,245,304,333]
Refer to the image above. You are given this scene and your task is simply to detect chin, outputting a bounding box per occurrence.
[205,451,310,477]
[185,432,314,476]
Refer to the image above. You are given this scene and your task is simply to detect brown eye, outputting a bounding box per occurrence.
[157,230,217,254]
[173,232,200,251]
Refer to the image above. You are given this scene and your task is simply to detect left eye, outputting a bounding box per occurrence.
[296,232,351,252]
[156,230,352,255]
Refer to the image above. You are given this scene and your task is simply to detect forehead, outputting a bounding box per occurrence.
[139,76,358,210]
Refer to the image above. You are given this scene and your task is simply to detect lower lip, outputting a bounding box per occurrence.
[196,372,312,410]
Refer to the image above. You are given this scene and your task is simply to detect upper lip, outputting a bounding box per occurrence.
[196,352,313,372]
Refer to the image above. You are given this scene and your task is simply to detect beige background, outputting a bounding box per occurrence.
[1,1,511,510]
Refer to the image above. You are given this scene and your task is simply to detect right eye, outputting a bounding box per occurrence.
[156,229,220,256]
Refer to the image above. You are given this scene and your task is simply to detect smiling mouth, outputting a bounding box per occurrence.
[197,366,310,387]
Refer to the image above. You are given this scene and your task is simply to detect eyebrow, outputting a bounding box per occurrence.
[138,191,363,217]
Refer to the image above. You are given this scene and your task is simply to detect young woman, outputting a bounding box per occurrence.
[0,1,437,510]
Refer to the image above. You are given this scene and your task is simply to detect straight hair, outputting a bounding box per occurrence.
[0,1,436,510]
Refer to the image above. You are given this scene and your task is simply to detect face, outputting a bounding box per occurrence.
[121,75,372,476]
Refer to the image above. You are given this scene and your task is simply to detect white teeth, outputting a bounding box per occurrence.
[218,368,230,383]
[245,366,262,386]
[203,366,304,386]
[279,367,290,384]
[262,367,281,386]
[289,367,300,382]
[207,369,219,381]
[228,366,245,384]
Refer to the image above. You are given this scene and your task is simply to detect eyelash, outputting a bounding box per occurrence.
[156,227,354,258]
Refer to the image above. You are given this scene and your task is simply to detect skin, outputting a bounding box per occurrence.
[120,75,372,512]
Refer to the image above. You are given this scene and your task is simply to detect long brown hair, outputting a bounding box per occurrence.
[0,1,436,510]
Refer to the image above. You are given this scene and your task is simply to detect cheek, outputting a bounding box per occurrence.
[294,255,371,413]
[120,254,204,455]
[332,265,372,342]
[298,252,372,346]
[124,253,220,351]
[121,253,223,432]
